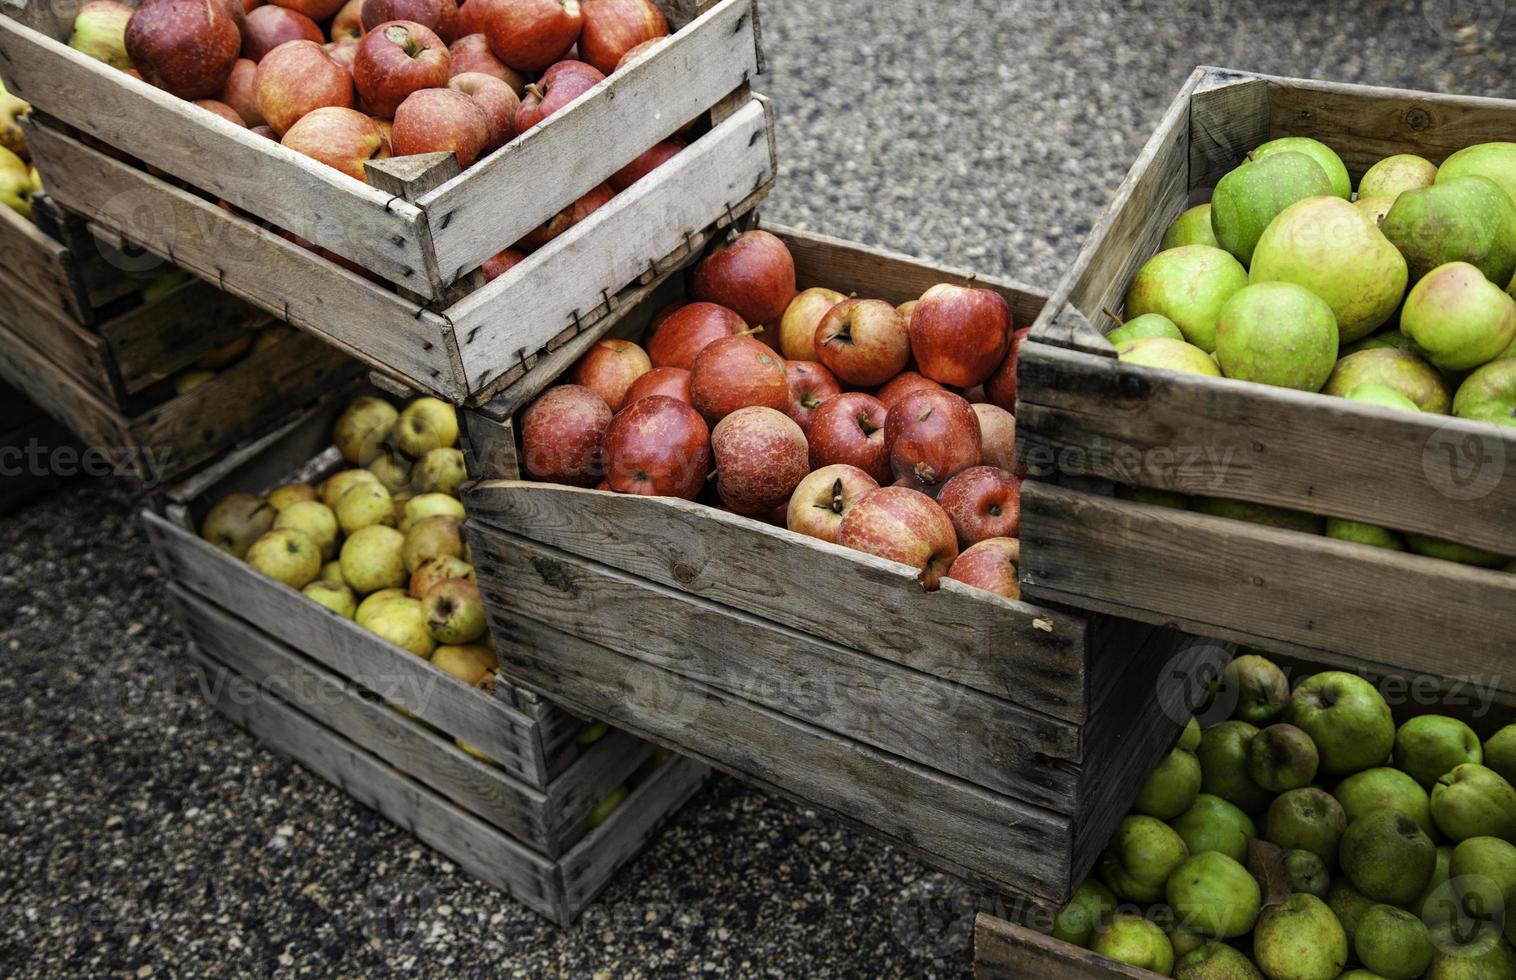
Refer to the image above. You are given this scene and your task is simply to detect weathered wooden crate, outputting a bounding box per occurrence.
[459,225,1235,906]
[143,392,708,925]
[1,0,775,405]
[1017,66,1516,692]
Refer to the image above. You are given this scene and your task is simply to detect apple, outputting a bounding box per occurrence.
[361,0,458,39]
[609,138,683,191]
[779,286,846,361]
[908,283,1012,388]
[815,298,911,387]
[336,481,395,534]
[514,59,604,131]
[455,0,486,35]
[368,448,413,493]
[936,465,1020,547]
[567,338,650,412]
[241,4,323,60]
[621,366,691,406]
[319,468,382,508]
[410,554,473,597]
[274,499,340,560]
[578,0,667,74]
[513,182,614,249]
[481,247,526,280]
[785,463,878,544]
[971,402,1023,476]
[806,391,890,484]
[402,492,465,529]
[875,370,946,409]
[394,397,460,456]
[255,39,355,135]
[431,643,497,685]
[449,33,526,91]
[282,107,388,181]
[391,87,490,167]
[896,299,918,322]
[985,326,1031,412]
[423,578,487,643]
[478,0,583,72]
[355,587,410,628]
[126,0,242,99]
[710,406,809,515]
[947,537,1020,599]
[201,492,277,558]
[645,301,746,369]
[401,513,464,570]
[193,333,252,370]
[884,389,981,494]
[600,395,710,498]
[327,37,360,66]
[331,0,365,39]
[412,446,467,495]
[333,394,398,464]
[303,579,357,618]
[365,595,436,657]
[194,98,247,126]
[267,483,317,510]
[69,0,136,71]
[354,20,450,119]
[447,71,518,150]
[692,230,797,340]
[784,359,841,434]
[614,36,661,70]
[219,58,265,126]
[837,486,959,591]
[689,335,789,424]
[247,528,324,589]
[519,383,613,484]
[270,0,347,19]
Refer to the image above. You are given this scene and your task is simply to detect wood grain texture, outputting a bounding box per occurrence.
[974,913,1162,980]
[0,198,84,320]
[1018,339,1516,555]
[1187,71,1270,189]
[101,280,270,395]
[464,481,1088,720]
[1019,481,1516,693]
[0,316,130,453]
[0,259,114,395]
[468,525,1083,811]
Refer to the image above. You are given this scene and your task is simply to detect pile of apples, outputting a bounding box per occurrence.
[63,0,684,264]
[0,79,39,219]
[1115,135,1516,570]
[1056,651,1516,980]
[519,229,1028,597]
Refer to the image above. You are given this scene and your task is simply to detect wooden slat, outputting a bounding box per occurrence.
[0,26,429,290]
[419,0,761,283]
[1018,340,1516,555]
[974,914,1161,980]
[0,317,131,452]
[465,482,1088,721]
[543,728,654,851]
[24,121,466,401]
[0,199,84,320]
[486,612,1076,904]
[1019,482,1516,694]
[0,259,115,395]
[469,525,1083,811]
[449,96,776,399]
[1186,70,1270,190]
[101,279,270,394]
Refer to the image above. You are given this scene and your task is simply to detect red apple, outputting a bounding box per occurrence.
[449,71,518,150]
[578,0,667,75]
[908,283,1011,388]
[645,301,745,370]
[361,0,458,39]
[391,87,490,167]
[985,325,1030,412]
[806,391,889,484]
[710,406,809,515]
[269,0,346,19]
[936,465,1020,547]
[327,37,360,66]
[514,59,604,131]
[837,486,959,591]
[884,389,981,494]
[784,360,841,434]
[614,35,661,70]
[481,247,525,280]
[520,383,611,485]
[514,182,614,250]
[282,107,388,181]
[689,335,788,425]
[569,338,651,412]
[947,537,1020,599]
[609,138,683,191]
[971,402,1024,477]
[331,0,365,39]
[815,298,910,387]
[126,0,241,99]
[622,365,691,406]
[785,463,878,544]
[455,0,486,36]
[692,230,797,340]
[779,286,845,362]
[479,0,582,71]
[449,33,527,91]
[875,370,946,409]
[255,39,356,135]
[354,20,450,118]
[194,98,247,125]
[250,123,279,139]
[242,4,323,60]
[219,58,266,126]
[601,395,710,499]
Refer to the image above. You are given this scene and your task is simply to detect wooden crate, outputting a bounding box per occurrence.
[459,225,1236,906]
[1016,66,1516,692]
[2,0,775,405]
[143,390,708,925]
[0,380,75,513]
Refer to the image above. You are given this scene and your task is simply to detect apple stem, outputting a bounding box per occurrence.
[737,325,764,338]
[1100,306,1124,328]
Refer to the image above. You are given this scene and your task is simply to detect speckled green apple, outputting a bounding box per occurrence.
[1214,281,1339,390]
[1124,245,1248,352]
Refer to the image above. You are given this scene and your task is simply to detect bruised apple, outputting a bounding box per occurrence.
[569,338,650,412]
[645,302,745,370]
[935,465,1021,547]
[689,335,788,424]
[806,391,889,484]
[520,383,611,485]
[838,486,959,590]
[601,395,710,498]
[884,389,981,494]
[947,537,1020,599]
[710,407,809,515]
[784,360,841,434]
[786,463,878,544]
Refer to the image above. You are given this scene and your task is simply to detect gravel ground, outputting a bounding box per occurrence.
[3,2,1512,977]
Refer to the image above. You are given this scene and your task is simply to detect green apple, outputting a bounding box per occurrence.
[1328,876,1378,950]
[1223,653,1291,725]
[1404,533,1511,569]
[1360,153,1438,199]
[1425,935,1516,980]
[1162,918,1209,959]
[1051,879,1118,948]
[1285,671,1395,777]
[1450,836,1516,927]
[301,580,356,619]
[1355,194,1397,226]
[355,588,409,629]
[68,0,134,69]
[1171,793,1256,864]
[1252,136,1352,199]
[431,644,498,687]
[1346,383,1421,412]
[1323,347,1452,413]
[0,79,28,162]
[1341,808,1437,905]
[1107,312,1185,348]
[1210,151,1334,264]
[1418,845,1456,924]
[412,447,468,497]
[402,515,465,573]
[1098,814,1190,903]
[1325,518,1406,551]
[586,785,628,828]
[273,500,338,561]
[245,529,322,590]
[1162,203,1220,250]
[1247,723,1319,792]
[1167,851,1260,939]
[1453,358,1516,427]
[1135,747,1204,819]
[1214,282,1339,391]
[1249,196,1408,342]
[1174,942,1264,980]
[422,578,487,645]
[1355,904,1435,980]
[367,450,413,494]
[409,555,475,600]
[0,145,34,218]
[1090,913,1175,975]
[318,560,346,585]
[319,468,383,509]
[1402,262,1516,371]
[1396,716,1484,790]
[1437,141,1516,207]
[1253,893,1349,980]
[1265,787,1347,864]
[1116,484,1192,509]
[1431,764,1516,843]
[1190,497,1323,535]
[402,492,466,530]
[340,525,407,595]
[1124,245,1249,352]
[1197,720,1274,814]
[394,397,460,458]
[1284,848,1330,898]
[1333,767,1437,839]
[200,492,276,559]
[266,483,317,511]
[1117,336,1223,376]
[336,481,395,536]
[332,395,398,466]
[1179,717,1203,753]
[578,721,609,746]
[363,595,435,658]
[1485,726,1516,786]
[1383,176,1516,285]
[1342,330,1419,356]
